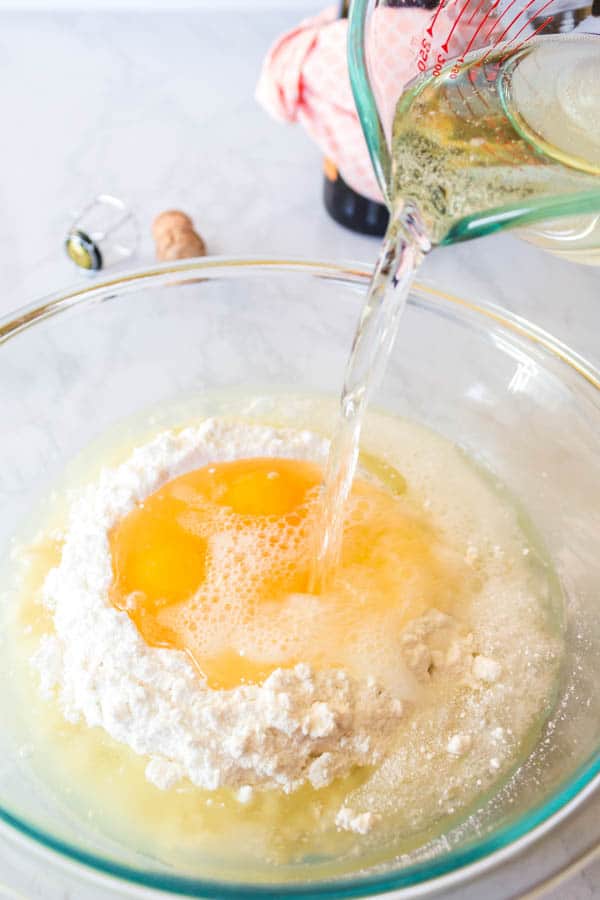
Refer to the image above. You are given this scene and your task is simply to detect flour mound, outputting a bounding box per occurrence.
[32,421,406,794]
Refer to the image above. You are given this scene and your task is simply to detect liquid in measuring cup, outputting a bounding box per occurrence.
[391,35,600,248]
[313,34,600,584]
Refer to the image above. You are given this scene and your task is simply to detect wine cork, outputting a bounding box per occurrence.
[152,210,206,261]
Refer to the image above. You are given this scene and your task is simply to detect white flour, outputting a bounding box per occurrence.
[32,421,422,806]
[28,414,561,842]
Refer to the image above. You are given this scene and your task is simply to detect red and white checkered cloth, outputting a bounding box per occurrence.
[256,5,429,202]
[256,4,521,203]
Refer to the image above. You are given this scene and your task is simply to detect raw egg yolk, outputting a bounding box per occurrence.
[109,456,468,689]
[109,458,321,685]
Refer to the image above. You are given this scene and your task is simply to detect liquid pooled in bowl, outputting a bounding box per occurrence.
[12,395,564,879]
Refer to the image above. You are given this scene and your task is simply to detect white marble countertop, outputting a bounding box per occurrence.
[0,6,599,898]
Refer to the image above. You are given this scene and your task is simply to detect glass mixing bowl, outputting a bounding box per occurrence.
[1,258,599,897]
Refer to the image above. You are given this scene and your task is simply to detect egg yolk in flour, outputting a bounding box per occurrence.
[109,457,470,689]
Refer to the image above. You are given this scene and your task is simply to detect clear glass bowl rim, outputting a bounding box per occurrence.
[2,256,600,898]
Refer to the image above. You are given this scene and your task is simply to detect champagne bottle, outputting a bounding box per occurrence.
[322,0,390,236]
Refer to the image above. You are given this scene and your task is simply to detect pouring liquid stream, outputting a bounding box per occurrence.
[311,34,600,590]
[310,206,430,592]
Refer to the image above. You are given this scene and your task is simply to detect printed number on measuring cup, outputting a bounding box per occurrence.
[449,58,464,80]
[432,54,446,77]
[418,38,431,72]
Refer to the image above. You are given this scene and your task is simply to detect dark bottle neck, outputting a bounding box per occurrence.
[323,168,389,236]
[322,0,390,237]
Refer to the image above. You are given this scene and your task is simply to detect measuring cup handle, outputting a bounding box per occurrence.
[348,0,393,208]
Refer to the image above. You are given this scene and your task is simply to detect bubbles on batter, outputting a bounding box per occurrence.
[109,452,479,694]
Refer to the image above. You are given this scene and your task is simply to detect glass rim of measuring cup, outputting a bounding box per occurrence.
[1,256,600,898]
[347,3,600,243]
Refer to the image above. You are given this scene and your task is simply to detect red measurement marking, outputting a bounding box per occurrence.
[499,8,538,46]
[483,0,522,44]
[418,35,433,71]
[494,0,554,61]
[463,0,501,56]
[489,0,549,52]
[464,64,492,108]
[467,0,487,27]
[478,0,538,64]
[501,13,554,57]
[456,80,478,117]
[432,51,449,76]
[426,0,448,38]
[442,0,474,52]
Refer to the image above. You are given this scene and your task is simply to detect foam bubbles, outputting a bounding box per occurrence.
[110,450,477,697]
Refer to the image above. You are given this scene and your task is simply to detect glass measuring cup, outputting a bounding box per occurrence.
[348,0,600,261]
